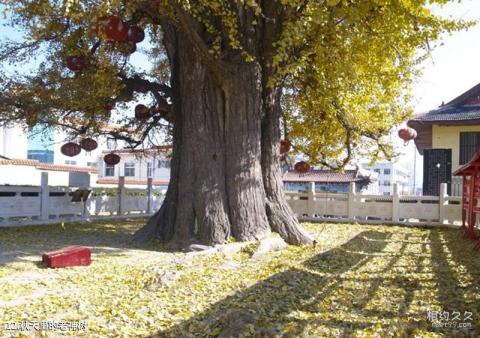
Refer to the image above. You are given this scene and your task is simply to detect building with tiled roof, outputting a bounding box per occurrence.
[0,158,97,173]
[0,158,97,186]
[408,82,480,196]
[283,168,378,194]
[0,121,172,188]
[101,146,172,154]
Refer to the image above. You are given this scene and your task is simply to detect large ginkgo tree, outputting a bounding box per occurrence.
[0,0,467,247]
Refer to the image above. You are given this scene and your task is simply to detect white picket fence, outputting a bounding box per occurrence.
[286,182,462,226]
[0,173,164,227]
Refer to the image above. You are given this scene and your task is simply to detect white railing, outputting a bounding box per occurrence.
[451,176,463,197]
[286,182,462,226]
[0,173,164,227]
[0,175,462,228]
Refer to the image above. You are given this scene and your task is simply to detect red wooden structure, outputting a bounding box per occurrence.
[453,150,480,250]
[42,246,91,268]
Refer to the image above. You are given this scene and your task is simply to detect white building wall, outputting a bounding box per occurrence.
[361,162,412,195]
[0,165,97,187]
[97,152,170,181]
[0,125,28,159]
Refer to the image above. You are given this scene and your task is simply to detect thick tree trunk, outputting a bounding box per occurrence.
[261,89,313,245]
[134,25,312,247]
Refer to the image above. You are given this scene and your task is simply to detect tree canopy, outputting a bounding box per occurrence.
[0,0,468,167]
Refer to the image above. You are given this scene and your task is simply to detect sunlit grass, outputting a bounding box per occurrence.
[0,220,479,337]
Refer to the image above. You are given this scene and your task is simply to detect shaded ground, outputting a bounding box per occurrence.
[0,220,479,337]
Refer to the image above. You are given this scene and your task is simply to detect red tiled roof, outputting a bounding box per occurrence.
[37,163,97,173]
[97,178,169,186]
[102,145,172,154]
[283,169,374,183]
[0,158,97,173]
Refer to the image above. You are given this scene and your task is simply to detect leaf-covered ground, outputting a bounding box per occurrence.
[0,220,479,337]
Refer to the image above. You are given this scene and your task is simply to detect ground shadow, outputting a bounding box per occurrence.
[438,228,480,331]
[0,218,168,267]
[151,230,443,337]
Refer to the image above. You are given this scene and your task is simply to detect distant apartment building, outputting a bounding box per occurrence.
[360,162,411,195]
[96,147,171,190]
[0,123,171,188]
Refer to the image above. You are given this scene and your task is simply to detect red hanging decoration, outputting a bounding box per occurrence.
[117,41,137,55]
[97,16,128,42]
[61,143,82,157]
[127,26,145,43]
[104,153,121,165]
[102,102,114,112]
[65,55,88,72]
[135,104,151,120]
[280,139,291,154]
[25,107,38,127]
[79,138,98,152]
[398,127,417,145]
[294,161,310,174]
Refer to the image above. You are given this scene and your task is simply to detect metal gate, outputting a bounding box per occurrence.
[423,149,452,196]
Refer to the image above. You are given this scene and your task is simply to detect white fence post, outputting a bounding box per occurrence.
[439,183,447,224]
[147,177,153,214]
[348,182,356,221]
[118,176,125,215]
[392,183,399,222]
[40,172,49,221]
[82,192,91,221]
[307,182,315,218]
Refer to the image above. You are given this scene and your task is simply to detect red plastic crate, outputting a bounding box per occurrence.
[42,245,91,268]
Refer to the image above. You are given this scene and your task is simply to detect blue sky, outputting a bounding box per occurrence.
[413,0,480,113]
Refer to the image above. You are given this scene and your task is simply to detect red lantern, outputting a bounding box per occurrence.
[25,107,37,127]
[398,127,417,144]
[104,153,121,165]
[61,143,82,157]
[280,139,291,154]
[294,161,310,174]
[97,16,128,42]
[117,41,137,55]
[65,55,88,72]
[127,26,145,43]
[79,138,98,152]
[135,104,151,120]
[102,102,114,112]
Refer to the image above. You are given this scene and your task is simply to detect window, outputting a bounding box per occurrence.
[65,160,77,165]
[27,125,54,164]
[147,162,153,177]
[383,181,391,186]
[87,162,97,167]
[158,159,171,168]
[460,132,480,165]
[383,169,391,175]
[106,138,117,150]
[28,150,54,164]
[124,163,135,177]
[105,165,115,177]
[374,169,381,174]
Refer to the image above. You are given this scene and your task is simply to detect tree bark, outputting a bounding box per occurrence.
[134,24,311,247]
[261,88,313,245]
